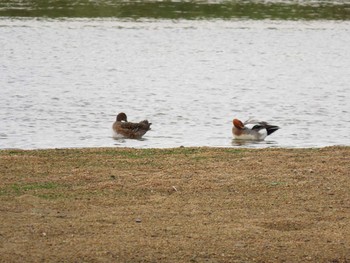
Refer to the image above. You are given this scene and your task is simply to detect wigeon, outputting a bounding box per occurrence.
[232,118,279,141]
[112,112,151,139]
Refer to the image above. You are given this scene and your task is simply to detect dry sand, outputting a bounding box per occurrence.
[0,146,349,262]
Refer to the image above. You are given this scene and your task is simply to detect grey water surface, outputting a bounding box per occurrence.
[1,18,349,149]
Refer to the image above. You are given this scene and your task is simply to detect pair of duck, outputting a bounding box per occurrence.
[112,112,280,141]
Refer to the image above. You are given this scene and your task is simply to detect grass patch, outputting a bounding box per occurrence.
[36,193,66,200]
[223,148,244,154]
[10,182,59,194]
[269,181,288,186]
[0,146,349,262]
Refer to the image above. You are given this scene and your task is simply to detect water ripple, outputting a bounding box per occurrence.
[1,19,350,149]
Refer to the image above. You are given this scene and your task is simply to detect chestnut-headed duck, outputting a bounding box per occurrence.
[232,118,279,141]
[112,112,152,139]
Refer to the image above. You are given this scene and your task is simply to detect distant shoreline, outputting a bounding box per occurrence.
[1,1,349,20]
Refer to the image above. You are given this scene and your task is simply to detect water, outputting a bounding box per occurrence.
[1,18,350,149]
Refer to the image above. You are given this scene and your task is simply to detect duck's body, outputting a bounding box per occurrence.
[232,118,279,141]
[113,113,151,139]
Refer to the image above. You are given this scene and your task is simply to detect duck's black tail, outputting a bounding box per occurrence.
[266,125,280,135]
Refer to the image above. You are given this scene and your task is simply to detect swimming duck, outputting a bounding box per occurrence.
[112,112,152,139]
[232,118,279,141]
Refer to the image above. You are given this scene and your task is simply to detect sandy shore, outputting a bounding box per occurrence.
[0,146,349,262]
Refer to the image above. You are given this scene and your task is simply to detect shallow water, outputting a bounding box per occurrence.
[1,18,350,149]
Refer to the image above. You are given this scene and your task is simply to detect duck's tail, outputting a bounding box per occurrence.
[266,125,280,135]
[140,120,152,130]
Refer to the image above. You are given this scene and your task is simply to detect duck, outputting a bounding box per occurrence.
[112,112,152,139]
[232,118,280,141]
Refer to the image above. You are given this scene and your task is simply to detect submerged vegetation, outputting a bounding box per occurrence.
[0,0,349,20]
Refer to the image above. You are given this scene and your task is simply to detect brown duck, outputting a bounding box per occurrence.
[112,112,152,139]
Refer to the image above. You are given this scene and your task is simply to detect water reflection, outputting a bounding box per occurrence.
[231,139,279,148]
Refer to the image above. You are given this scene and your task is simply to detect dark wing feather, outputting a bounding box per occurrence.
[252,122,279,135]
[120,122,142,131]
[120,121,151,132]
[252,124,264,131]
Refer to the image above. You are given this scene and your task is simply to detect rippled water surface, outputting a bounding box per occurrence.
[1,18,349,149]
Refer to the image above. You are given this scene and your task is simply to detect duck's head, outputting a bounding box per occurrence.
[233,119,244,129]
[116,112,127,122]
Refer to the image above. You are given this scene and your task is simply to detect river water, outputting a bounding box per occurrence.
[1,18,349,149]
